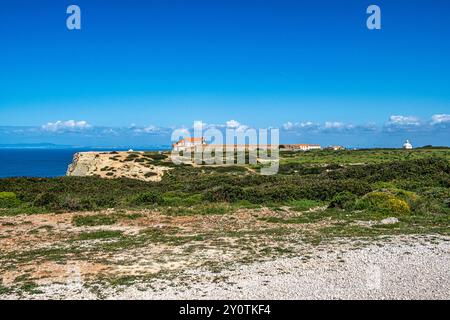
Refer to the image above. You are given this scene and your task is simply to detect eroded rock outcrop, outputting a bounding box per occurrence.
[67,151,171,182]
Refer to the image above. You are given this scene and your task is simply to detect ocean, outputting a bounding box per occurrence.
[0,149,83,178]
[0,148,168,178]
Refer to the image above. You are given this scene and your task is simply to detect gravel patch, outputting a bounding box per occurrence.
[3,235,449,300]
[109,235,449,300]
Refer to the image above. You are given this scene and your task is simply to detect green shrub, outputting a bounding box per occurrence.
[33,192,58,208]
[370,187,419,209]
[58,196,95,211]
[0,192,20,208]
[92,196,117,208]
[212,166,248,174]
[33,193,95,211]
[391,188,418,206]
[354,191,411,215]
[288,199,325,211]
[132,191,164,205]
[371,181,398,190]
[144,153,167,161]
[410,187,449,214]
[198,203,230,215]
[204,185,244,202]
[162,192,203,206]
[144,172,157,178]
[278,163,323,175]
[329,191,357,209]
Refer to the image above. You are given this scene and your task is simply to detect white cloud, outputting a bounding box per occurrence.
[324,121,345,129]
[431,114,450,125]
[283,121,319,131]
[141,125,159,133]
[207,120,249,132]
[132,125,169,135]
[383,115,423,133]
[184,120,250,132]
[283,122,294,130]
[42,120,91,132]
[235,124,249,132]
[299,121,316,128]
[226,120,241,128]
[282,120,378,135]
[387,115,420,126]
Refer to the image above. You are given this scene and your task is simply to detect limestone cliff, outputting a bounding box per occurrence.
[67,151,171,182]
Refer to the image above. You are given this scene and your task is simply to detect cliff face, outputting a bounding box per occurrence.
[67,151,171,182]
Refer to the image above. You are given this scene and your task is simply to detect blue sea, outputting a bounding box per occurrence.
[0,148,168,178]
[0,149,83,178]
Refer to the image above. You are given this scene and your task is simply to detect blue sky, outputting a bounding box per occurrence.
[0,0,449,147]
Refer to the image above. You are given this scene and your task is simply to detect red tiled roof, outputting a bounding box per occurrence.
[185,137,204,142]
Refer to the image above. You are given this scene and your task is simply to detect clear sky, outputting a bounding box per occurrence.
[0,0,449,147]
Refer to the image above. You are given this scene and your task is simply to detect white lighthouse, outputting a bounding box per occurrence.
[403,140,413,150]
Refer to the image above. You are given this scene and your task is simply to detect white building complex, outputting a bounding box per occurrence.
[172,137,206,151]
[281,144,322,151]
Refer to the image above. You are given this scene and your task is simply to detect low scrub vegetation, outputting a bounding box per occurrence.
[72,214,118,227]
[353,191,411,215]
[0,154,448,221]
[0,192,20,208]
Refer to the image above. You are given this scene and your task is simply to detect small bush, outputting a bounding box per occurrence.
[371,181,398,190]
[132,191,164,205]
[392,188,418,206]
[198,204,230,215]
[386,197,411,215]
[33,192,58,208]
[354,191,411,215]
[329,191,357,209]
[144,153,167,161]
[410,187,449,214]
[204,185,244,202]
[162,192,203,206]
[58,196,95,211]
[288,199,324,211]
[144,172,157,178]
[0,192,20,208]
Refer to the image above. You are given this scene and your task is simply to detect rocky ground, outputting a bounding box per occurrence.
[111,235,450,300]
[0,207,448,300]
